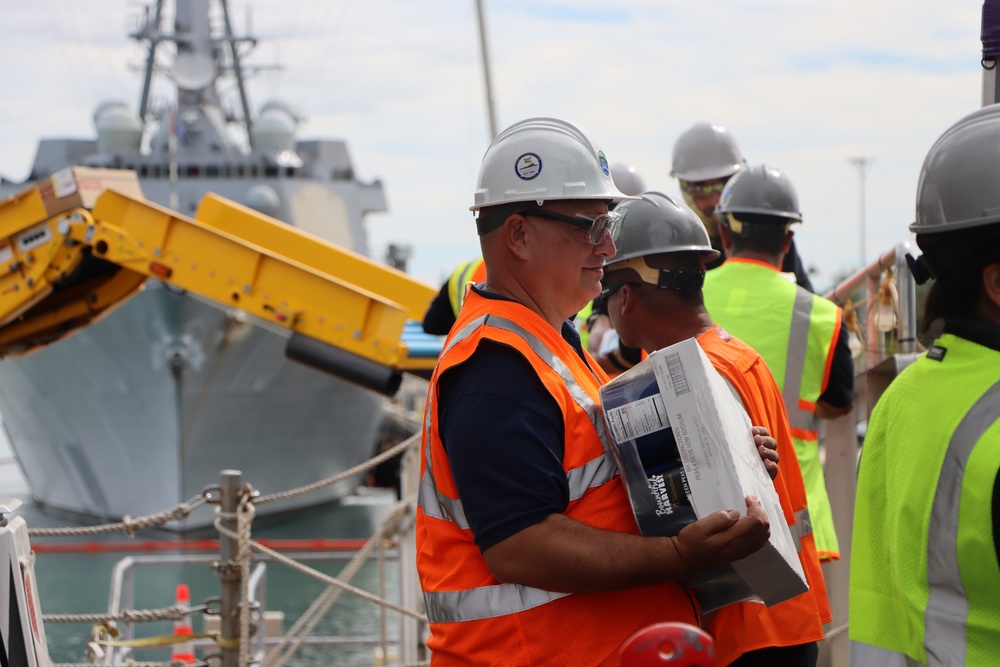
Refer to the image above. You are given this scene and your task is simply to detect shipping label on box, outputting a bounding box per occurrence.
[601,337,807,610]
[36,167,143,217]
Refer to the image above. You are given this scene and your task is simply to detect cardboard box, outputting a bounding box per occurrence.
[600,337,807,611]
[35,166,143,217]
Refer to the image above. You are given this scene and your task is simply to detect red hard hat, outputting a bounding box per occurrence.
[619,622,715,667]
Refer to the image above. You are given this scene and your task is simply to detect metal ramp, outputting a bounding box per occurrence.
[0,178,441,395]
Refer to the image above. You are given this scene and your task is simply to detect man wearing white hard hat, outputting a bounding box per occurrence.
[415,117,775,666]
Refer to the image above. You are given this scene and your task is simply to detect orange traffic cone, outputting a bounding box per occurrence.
[171,584,196,664]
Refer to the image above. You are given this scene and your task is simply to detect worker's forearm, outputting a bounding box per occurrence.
[815,399,853,419]
[483,513,688,593]
[482,499,769,594]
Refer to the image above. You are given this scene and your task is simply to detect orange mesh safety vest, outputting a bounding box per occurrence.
[416,289,699,666]
[698,326,831,665]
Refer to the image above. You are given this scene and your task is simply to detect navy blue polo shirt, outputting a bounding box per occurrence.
[436,287,594,553]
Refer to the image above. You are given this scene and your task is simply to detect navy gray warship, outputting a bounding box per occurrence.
[0,0,399,528]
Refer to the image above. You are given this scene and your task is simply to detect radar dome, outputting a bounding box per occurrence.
[259,99,302,121]
[252,106,298,154]
[173,52,216,91]
[93,101,142,154]
[244,184,282,218]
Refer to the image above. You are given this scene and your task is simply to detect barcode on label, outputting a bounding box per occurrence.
[665,352,690,396]
[607,409,634,441]
[605,394,669,444]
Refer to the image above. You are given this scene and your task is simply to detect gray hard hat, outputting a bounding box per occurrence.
[671,122,746,182]
[904,105,1000,284]
[610,162,647,196]
[608,191,721,266]
[911,104,1000,234]
[716,164,803,223]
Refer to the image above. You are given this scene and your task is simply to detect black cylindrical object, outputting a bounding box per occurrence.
[983,0,1000,59]
[286,333,403,397]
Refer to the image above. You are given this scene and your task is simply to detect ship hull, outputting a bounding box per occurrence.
[0,0,397,529]
[0,282,384,529]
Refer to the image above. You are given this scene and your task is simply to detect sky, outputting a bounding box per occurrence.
[0,0,987,294]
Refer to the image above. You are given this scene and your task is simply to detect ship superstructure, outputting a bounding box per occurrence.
[0,0,399,528]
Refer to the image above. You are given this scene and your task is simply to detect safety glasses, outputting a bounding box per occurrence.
[678,180,726,197]
[599,280,632,301]
[517,208,622,245]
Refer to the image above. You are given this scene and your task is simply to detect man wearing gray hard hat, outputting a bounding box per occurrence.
[850,104,1000,666]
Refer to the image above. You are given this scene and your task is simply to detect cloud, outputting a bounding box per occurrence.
[0,0,986,292]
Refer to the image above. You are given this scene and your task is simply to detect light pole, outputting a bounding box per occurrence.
[475,0,499,141]
[848,156,874,267]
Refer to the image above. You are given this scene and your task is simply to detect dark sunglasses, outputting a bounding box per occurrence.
[517,208,622,245]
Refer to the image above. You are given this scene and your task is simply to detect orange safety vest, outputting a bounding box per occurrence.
[416,289,700,666]
[697,325,832,666]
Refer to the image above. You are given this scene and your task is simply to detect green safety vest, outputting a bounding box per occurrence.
[446,258,486,318]
[849,332,1000,665]
[576,300,594,350]
[703,258,843,558]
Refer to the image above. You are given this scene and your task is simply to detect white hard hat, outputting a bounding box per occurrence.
[671,122,746,182]
[610,162,647,197]
[471,117,636,212]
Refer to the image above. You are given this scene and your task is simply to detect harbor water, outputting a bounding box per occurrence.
[1,434,411,666]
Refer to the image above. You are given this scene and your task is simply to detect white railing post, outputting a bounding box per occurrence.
[819,242,921,667]
[821,409,858,667]
[397,444,426,664]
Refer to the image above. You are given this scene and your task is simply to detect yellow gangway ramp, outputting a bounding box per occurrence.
[0,186,148,353]
[196,193,437,322]
[0,187,434,395]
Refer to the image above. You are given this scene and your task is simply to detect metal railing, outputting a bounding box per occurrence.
[825,242,920,369]
[818,241,922,667]
[103,550,407,666]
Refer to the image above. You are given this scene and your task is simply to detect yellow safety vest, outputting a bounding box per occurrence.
[575,300,594,350]
[850,332,1000,665]
[445,258,486,318]
[703,258,843,559]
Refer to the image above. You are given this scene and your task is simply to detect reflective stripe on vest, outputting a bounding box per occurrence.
[784,289,817,435]
[789,508,812,550]
[418,313,618,623]
[850,643,924,667]
[924,380,1000,663]
[424,584,572,624]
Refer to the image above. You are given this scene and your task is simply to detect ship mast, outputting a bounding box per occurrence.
[220,0,255,150]
[136,0,166,125]
[130,0,260,153]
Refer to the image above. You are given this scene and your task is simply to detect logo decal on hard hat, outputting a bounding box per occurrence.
[515,153,542,180]
[598,151,610,176]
